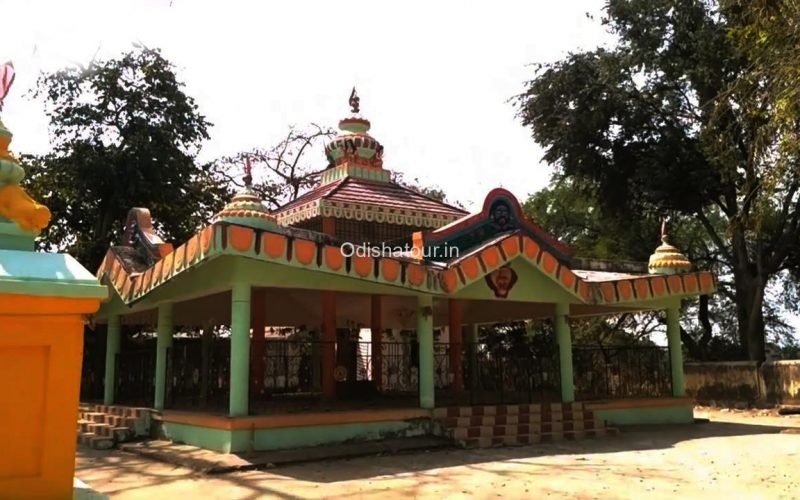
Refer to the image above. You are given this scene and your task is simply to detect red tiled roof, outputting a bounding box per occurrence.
[274,177,467,217]
[277,178,346,212]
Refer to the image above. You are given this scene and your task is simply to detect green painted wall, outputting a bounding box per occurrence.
[594,404,694,426]
[161,422,235,453]
[246,420,429,453]
[161,419,430,454]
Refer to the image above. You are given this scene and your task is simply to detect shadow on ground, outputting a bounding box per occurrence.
[77,417,795,498]
[261,419,794,483]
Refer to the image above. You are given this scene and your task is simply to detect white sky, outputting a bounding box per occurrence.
[0,0,611,210]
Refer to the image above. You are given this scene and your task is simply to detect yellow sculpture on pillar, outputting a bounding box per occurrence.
[0,62,51,234]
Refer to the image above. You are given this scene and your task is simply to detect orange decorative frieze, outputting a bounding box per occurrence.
[382,260,401,283]
[324,245,344,271]
[352,255,373,278]
[293,239,317,266]
[263,233,287,259]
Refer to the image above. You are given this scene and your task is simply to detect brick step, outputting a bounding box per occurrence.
[83,412,107,423]
[87,422,110,435]
[81,405,150,418]
[441,411,597,427]
[77,432,114,450]
[459,428,619,448]
[433,403,585,419]
[446,420,606,440]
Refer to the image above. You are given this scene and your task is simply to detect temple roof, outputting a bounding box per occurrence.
[275,88,467,229]
[96,188,715,313]
[274,176,468,227]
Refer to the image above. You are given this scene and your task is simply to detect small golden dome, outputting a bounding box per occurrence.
[213,158,277,231]
[648,220,691,275]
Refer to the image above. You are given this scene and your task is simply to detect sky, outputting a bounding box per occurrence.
[0,0,612,210]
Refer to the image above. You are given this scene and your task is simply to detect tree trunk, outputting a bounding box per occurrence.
[729,221,768,362]
[734,273,767,362]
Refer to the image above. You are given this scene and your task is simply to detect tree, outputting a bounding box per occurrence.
[515,0,800,361]
[523,181,789,360]
[215,124,335,209]
[24,46,230,270]
[393,172,465,208]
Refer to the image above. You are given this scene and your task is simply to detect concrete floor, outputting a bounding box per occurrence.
[75,408,800,499]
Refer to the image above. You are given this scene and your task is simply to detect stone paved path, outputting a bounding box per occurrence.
[75,409,800,499]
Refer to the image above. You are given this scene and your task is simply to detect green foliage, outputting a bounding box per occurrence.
[516,0,800,361]
[23,47,230,270]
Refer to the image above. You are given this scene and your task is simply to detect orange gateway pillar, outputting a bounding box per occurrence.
[0,87,108,498]
[371,295,383,390]
[250,289,267,399]
[448,299,464,394]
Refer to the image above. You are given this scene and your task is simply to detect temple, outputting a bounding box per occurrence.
[82,89,717,453]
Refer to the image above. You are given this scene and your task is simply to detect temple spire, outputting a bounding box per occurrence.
[322,86,386,180]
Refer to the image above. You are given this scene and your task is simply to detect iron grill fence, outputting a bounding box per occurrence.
[115,349,156,406]
[165,339,231,410]
[572,345,672,400]
[151,340,674,410]
[462,342,562,405]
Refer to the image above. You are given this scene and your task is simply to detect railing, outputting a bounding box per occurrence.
[462,342,561,405]
[259,339,322,395]
[162,338,558,410]
[80,334,106,402]
[250,340,421,399]
[115,349,156,406]
[166,339,231,410]
[572,345,672,400]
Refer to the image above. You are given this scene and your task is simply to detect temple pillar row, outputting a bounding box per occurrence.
[417,294,435,409]
[554,303,574,403]
[229,282,251,416]
[103,315,121,405]
[154,303,173,410]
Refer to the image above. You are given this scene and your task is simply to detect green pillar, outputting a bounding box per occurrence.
[555,303,574,403]
[103,315,121,405]
[417,295,435,409]
[230,282,251,416]
[154,303,174,410]
[666,304,685,397]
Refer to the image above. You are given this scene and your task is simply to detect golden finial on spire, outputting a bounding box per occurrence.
[349,87,360,114]
[648,216,691,275]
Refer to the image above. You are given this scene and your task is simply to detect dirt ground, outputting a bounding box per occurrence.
[76,408,800,499]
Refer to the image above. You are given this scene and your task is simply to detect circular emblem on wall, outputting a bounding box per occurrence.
[334,365,348,382]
